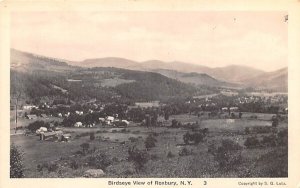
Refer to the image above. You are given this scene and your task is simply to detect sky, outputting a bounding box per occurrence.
[11,11,288,71]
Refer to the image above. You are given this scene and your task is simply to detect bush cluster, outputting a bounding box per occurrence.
[244,129,288,148]
[87,153,112,170]
[144,135,157,150]
[128,146,149,171]
[183,128,208,145]
[208,139,242,170]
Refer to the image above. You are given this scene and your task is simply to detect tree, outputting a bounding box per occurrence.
[27,121,49,132]
[272,117,279,127]
[183,132,191,145]
[239,112,243,119]
[90,132,95,141]
[128,146,149,172]
[208,139,242,170]
[80,142,90,154]
[145,135,157,150]
[10,144,25,178]
[164,112,170,121]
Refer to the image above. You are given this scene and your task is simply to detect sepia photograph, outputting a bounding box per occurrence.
[8,10,290,179]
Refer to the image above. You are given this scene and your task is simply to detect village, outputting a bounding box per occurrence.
[10,90,288,178]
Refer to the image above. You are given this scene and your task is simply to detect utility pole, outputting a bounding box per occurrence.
[15,98,18,133]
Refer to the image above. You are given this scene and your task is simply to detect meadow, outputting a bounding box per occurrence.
[10,113,287,178]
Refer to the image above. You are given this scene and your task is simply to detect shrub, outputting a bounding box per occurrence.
[261,134,277,147]
[183,130,207,145]
[27,120,50,132]
[179,147,191,156]
[171,119,180,128]
[80,142,90,154]
[47,162,58,172]
[257,147,288,177]
[167,151,175,158]
[244,127,250,135]
[250,115,258,119]
[128,137,138,143]
[70,160,79,170]
[209,139,242,170]
[244,137,260,148]
[272,118,279,127]
[10,144,25,178]
[37,164,43,172]
[277,129,288,146]
[144,135,157,150]
[88,153,112,170]
[183,132,191,145]
[128,146,149,171]
[90,132,95,141]
[252,126,272,134]
[150,154,159,160]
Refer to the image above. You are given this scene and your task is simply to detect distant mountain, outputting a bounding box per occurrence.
[78,57,140,69]
[10,49,75,73]
[153,69,239,88]
[11,49,209,102]
[242,67,288,92]
[11,49,287,93]
[208,65,266,83]
[73,57,265,83]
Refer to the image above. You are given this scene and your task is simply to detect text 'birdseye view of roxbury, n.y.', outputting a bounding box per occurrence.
[10,11,288,178]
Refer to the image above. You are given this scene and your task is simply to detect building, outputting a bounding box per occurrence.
[41,114,48,118]
[26,114,37,120]
[23,105,37,110]
[74,122,83,127]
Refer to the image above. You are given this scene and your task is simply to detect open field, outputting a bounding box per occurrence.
[11,113,287,178]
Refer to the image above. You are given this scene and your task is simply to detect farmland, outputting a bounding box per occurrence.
[11,112,287,178]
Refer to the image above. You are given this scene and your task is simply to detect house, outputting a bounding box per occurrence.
[74,122,83,127]
[99,117,105,122]
[36,127,48,135]
[107,116,114,122]
[75,111,84,115]
[23,105,37,110]
[221,107,229,112]
[121,120,130,125]
[40,130,64,141]
[40,132,56,140]
[26,114,37,120]
[62,133,72,141]
[41,114,48,118]
[229,107,239,112]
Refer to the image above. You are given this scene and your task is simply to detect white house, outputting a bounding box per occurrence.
[229,107,239,112]
[35,127,48,135]
[107,116,114,122]
[99,118,105,122]
[74,122,83,127]
[121,120,130,125]
[75,111,84,115]
[23,105,37,110]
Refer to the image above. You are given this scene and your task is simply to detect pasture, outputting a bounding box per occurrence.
[11,113,287,178]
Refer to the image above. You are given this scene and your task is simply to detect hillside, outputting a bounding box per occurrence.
[153,69,238,88]
[78,57,139,69]
[242,67,288,92]
[10,49,76,73]
[11,50,207,103]
[73,57,266,83]
[208,65,266,83]
[11,49,287,95]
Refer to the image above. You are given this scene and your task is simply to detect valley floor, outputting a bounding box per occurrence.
[10,113,288,178]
